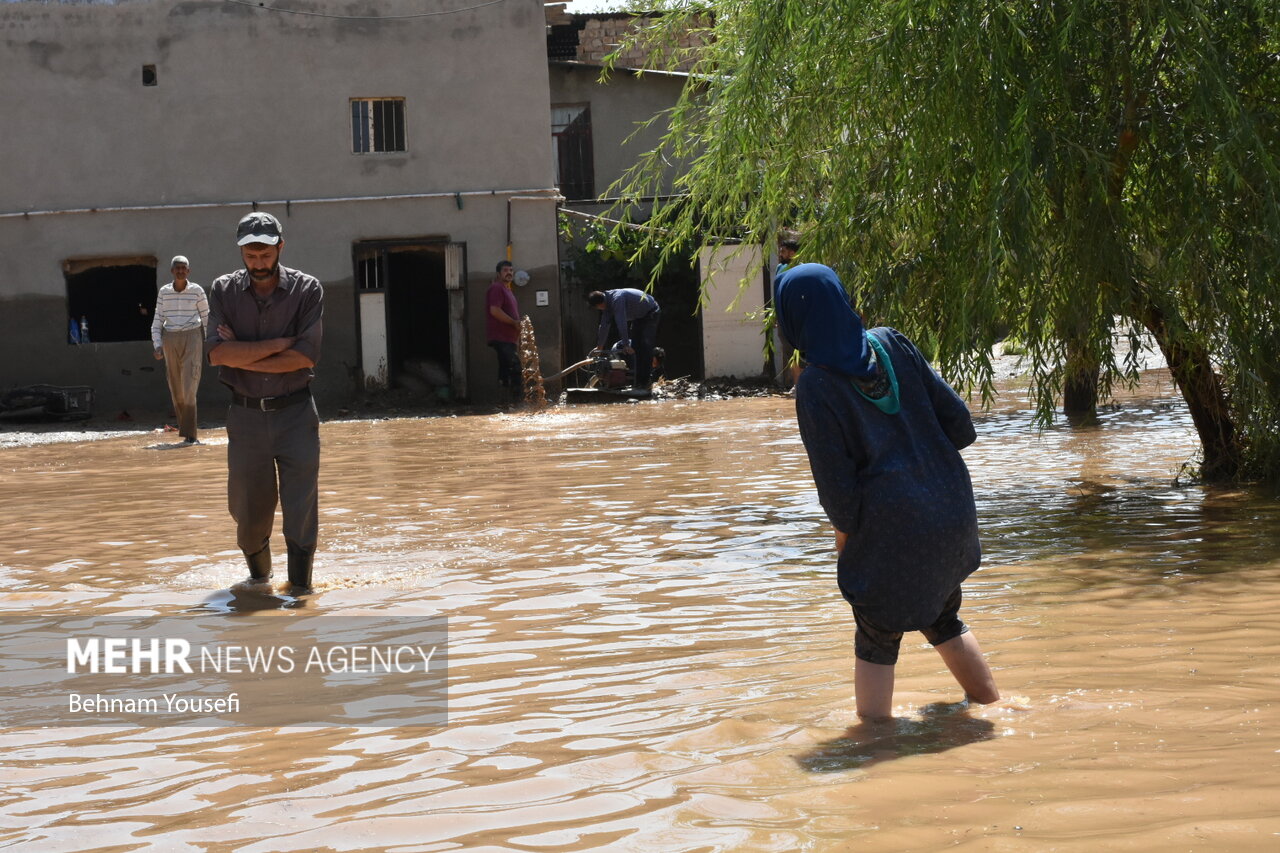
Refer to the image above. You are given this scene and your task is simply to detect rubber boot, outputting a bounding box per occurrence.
[244,545,271,585]
[286,543,314,594]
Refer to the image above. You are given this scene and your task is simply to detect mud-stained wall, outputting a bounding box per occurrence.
[0,0,559,411]
[461,194,563,401]
[2,0,552,209]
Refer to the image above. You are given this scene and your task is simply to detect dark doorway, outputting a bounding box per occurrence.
[385,247,449,391]
[355,241,462,398]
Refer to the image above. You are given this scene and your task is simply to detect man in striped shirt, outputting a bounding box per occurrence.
[151,255,209,443]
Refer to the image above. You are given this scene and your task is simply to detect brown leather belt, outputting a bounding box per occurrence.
[231,387,311,411]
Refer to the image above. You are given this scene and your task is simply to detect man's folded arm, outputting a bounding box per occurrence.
[208,337,294,368]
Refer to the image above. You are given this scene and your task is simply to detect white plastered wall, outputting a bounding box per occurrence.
[699,245,768,380]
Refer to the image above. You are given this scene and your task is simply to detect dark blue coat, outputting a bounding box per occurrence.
[795,327,980,631]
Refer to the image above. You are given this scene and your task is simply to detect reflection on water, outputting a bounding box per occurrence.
[194,586,310,614]
[2,370,1278,851]
[795,703,998,773]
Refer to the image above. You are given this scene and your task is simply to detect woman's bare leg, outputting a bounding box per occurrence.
[854,658,895,720]
[934,631,999,704]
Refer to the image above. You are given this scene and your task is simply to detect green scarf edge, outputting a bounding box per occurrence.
[853,332,901,414]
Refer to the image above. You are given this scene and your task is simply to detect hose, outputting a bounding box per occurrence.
[542,356,596,379]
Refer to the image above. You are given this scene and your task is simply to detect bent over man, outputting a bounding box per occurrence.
[207,212,323,594]
[588,288,661,390]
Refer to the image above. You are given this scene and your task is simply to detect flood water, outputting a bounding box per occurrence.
[2,370,1278,851]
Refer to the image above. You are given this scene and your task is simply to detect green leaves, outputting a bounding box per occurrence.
[605,0,1280,479]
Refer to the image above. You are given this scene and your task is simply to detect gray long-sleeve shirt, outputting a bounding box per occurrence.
[205,265,324,398]
[596,288,659,348]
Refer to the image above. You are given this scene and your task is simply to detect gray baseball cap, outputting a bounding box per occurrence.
[236,212,283,246]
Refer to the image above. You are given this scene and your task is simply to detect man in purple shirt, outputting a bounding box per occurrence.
[206,212,324,594]
[485,260,522,402]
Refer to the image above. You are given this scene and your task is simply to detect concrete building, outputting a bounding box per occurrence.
[546,8,773,383]
[0,0,562,414]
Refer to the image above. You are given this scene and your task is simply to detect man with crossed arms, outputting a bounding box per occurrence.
[207,212,323,594]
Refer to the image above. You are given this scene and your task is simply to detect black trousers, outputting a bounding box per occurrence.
[226,396,320,556]
[853,586,967,665]
[489,340,522,398]
[629,310,661,388]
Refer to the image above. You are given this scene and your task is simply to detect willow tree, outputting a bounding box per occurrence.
[608,1,1280,481]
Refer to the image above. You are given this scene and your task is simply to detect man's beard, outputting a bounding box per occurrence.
[248,264,279,281]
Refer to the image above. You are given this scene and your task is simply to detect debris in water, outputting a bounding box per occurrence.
[650,376,790,401]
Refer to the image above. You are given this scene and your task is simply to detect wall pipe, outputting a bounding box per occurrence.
[506,193,565,262]
[0,187,562,221]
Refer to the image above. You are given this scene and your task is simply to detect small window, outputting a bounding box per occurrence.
[351,98,406,153]
[551,103,595,200]
[64,256,158,344]
[142,65,157,86]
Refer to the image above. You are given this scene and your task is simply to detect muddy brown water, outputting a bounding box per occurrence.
[2,370,1278,851]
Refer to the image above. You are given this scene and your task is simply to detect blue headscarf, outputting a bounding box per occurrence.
[775,263,875,378]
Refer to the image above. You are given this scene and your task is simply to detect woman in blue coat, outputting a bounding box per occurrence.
[776,263,1000,720]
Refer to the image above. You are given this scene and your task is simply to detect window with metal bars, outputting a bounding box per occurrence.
[351,98,406,154]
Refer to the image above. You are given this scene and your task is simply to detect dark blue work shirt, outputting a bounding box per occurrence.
[596,288,659,348]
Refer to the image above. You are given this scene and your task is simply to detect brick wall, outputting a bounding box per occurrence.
[573,14,711,72]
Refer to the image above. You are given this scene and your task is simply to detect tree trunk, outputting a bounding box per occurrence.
[1062,341,1100,422]
[1134,298,1240,480]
